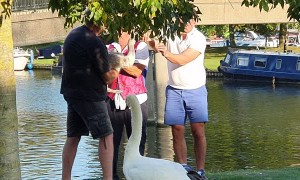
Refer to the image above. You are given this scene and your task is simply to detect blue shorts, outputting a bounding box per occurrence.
[164,85,208,125]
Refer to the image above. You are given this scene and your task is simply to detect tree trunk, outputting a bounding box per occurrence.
[279,23,287,49]
[229,24,236,47]
[0,3,22,179]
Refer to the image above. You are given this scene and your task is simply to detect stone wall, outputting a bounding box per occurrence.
[12,9,74,47]
[11,1,293,46]
[194,0,292,25]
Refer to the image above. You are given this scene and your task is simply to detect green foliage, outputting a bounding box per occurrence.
[242,0,300,22]
[288,22,300,30]
[0,0,12,27]
[48,0,201,41]
[197,25,229,38]
[252,23,278,37]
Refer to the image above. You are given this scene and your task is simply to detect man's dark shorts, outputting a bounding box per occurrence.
[64,97,113,139]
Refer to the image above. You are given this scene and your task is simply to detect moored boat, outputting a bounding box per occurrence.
[14,48,31,71]
[219,48,300,84]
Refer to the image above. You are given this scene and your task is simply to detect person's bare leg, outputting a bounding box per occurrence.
[171,125,187,164]
[99,133,114,180]
[191,123,206,170]
[62,136,81,180]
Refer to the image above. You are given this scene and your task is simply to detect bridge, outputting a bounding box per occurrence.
[12,0,292,46]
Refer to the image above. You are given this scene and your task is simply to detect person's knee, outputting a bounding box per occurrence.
[171,125,185,141]
[100,133,113,142]
[191,124,206,140]
[172,125,185,133]
[66,136,81,146]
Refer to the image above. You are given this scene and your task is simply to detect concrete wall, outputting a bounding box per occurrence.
[194,0,292,25]
[11,1,294,46]
[12,9,73,47]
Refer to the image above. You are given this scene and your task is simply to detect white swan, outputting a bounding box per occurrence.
[123,95,190,180]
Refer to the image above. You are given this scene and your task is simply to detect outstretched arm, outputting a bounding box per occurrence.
[122,63,146,78]
[156,43,200,65]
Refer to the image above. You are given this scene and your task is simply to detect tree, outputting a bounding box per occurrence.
[252,24,278,46]
[279,23,288,48]
[48,0,201,41]
[197,25,229,38]
[242,0,300,22]
[0,0,22,179]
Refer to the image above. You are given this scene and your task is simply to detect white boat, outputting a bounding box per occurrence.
[13,48,30,71]
[235,31,279,48]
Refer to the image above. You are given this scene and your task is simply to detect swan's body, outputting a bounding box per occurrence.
[124,95,190,180]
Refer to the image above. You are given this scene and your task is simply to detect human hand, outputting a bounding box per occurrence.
[156,43,169,57]
[109,68,119,81]
[107,87,122,94]
[148,38,159,52]
[103,68,119,85]
[141,31,150,42]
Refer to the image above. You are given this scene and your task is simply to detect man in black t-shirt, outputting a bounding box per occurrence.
[61,21,118,180]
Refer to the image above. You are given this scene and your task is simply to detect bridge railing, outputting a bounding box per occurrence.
[12,0,50,11]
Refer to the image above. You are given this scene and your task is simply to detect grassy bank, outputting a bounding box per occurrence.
[204,47,227,71]
[33,59,54,66]
[207,166,300,180]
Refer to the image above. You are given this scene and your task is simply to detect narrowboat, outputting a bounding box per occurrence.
[219,48,300,84]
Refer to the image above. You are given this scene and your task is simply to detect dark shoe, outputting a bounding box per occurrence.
[187,170,207,180]
[197,169,208,180]
[182,164,195,172]
[113,174,120,180]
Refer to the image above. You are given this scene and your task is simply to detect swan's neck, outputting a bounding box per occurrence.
[125,100,143,157]
[126,39,135,67]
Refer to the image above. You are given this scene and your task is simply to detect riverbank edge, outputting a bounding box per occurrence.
[208,165,300,179]
[29,64,224,78]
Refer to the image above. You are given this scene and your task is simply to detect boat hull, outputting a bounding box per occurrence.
[219,49,300,85]
[221,70,300,84]
[14,56,29,71]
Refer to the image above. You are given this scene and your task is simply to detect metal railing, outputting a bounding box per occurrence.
[12,0,50,11]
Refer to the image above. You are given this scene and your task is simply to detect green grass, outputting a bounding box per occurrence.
[33,59,55,66]
[207,166,300,180]
[204,47,227,71]
[20,41,64,66]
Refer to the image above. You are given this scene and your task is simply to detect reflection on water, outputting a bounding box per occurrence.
[16,70,300,179]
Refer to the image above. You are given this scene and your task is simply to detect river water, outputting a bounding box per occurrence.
[15,70,300,179]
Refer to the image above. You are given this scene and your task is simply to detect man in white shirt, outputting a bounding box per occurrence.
[155,19,208,179]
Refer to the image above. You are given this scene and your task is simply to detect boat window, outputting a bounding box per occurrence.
[254,57,267,68]
[237,56,249,66]
[297,60,300,71]
[224,54,231,63]
[276,59,282,69]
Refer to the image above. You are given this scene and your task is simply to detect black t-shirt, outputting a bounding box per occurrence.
[60,25,109,101]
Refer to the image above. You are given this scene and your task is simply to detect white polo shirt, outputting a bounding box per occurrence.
[166,28,207,89]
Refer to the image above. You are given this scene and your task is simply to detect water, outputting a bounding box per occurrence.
[15,70,300,179]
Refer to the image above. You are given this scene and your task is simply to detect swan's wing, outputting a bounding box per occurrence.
[124,156,190,180]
